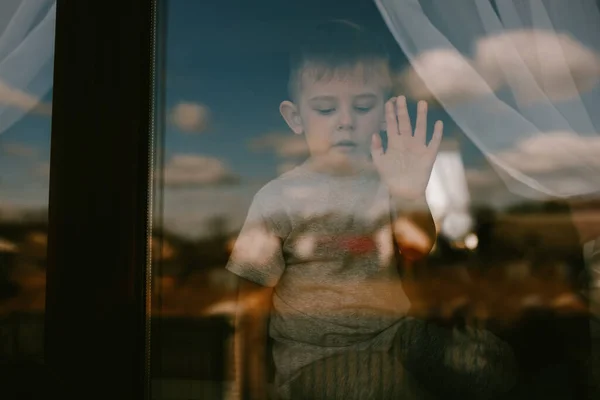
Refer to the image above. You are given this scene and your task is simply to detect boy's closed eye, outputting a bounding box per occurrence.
[354,94,378,113]
[316,107,336,115]
[309,100,336,115]
[313,104,375,115]
[354,104,374,113]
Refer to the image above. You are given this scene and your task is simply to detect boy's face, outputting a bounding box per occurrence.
[281,63,390,172]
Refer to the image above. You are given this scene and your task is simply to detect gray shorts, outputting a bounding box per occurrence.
[284,318,518,400]
[287,348,435,400]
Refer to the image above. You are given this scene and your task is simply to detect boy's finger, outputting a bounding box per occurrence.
[396,96,412,138]
[427,120,444,155]
[371,132,383,151]
[385,98,399,143]
[371,133,384,166]
[414,100,427,145]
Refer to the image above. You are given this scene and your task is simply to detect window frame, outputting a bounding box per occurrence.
[44,0,158,398]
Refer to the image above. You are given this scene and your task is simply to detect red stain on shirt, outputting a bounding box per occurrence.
[338,236,376,255]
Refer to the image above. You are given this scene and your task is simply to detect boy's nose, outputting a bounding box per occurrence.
[336,109,355,130]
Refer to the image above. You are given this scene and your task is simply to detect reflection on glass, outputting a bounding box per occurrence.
[0,0,55,398]
[153,1,597,399]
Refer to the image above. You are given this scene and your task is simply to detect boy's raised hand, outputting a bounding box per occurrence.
[371,96,443,200]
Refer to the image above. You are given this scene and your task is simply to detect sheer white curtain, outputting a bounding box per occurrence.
[0,0,56,135]
[375,0,600,200]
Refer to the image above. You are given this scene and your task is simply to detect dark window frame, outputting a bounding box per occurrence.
[44,0,159,398]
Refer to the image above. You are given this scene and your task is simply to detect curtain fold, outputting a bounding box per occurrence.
[0,0,55,135]
[375,0,600,199]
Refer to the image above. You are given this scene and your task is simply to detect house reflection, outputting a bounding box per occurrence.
[0,199,596,396]
[0,221,47,365]
[0,204,592,321]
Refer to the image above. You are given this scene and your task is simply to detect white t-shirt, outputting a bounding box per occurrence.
[226,163,411,396]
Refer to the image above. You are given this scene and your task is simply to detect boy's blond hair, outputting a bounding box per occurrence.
[287,19,393,101]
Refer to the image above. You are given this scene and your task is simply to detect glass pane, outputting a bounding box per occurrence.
[0,0,56,398]
[152,1,599,399]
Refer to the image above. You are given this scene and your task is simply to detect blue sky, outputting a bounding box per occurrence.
[158,0,477,236]
[162,0,469,178]
[2,0,599,236]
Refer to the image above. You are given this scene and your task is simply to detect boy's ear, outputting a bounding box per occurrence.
[280,100,304,135]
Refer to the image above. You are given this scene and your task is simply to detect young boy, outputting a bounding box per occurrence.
[226,20,517,399]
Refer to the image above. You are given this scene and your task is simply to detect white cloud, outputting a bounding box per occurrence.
[475,29,600,102]
[170,102,211,133]
[396,48,496,103]
[464,132,600,201]
[0,80,52,115]
[2,142,38,157]
[398,30,600,105]
[495,132,600,174]
[466,165,594,205]
[161,180,266,238]
[249,132,309,158]
[163,154,239,188]
[164,191,245,237]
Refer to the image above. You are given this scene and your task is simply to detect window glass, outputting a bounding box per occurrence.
[152,1,599,399]
[0,1,56,397]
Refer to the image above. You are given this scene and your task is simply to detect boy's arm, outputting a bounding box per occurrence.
[224,192,286,399]
[390,194,437,262]
[231,275,273,400]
